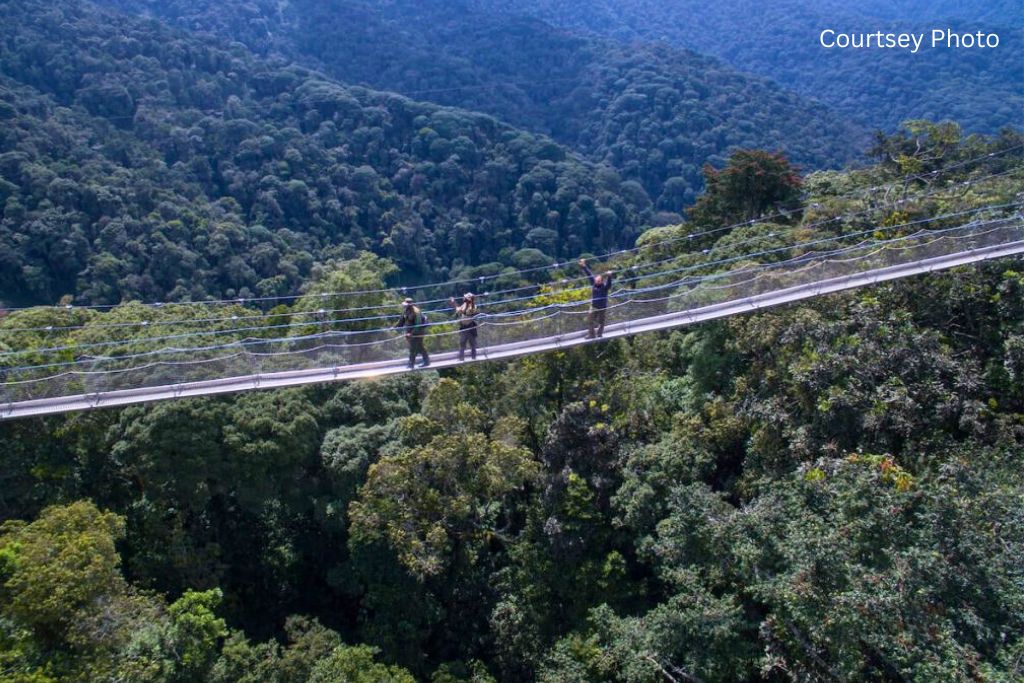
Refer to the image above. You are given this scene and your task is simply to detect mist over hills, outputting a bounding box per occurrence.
[0,0,875,306]
[0,0,667,305]
[822,0,1021,25]
[1,0,1024,681]
[94,0,867,202]
[467,0,1023,133]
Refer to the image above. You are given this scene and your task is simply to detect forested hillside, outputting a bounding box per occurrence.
[0,0,659,307]
[815,0,1021,25]
[1,125,1022,682]
[94,0,866,203]
[469,0,1023,134]
[1,0,1022,681]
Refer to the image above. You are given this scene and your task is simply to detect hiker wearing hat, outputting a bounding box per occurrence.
[394,298,430,368]
[449,292,479,361]
[579,259,615,339]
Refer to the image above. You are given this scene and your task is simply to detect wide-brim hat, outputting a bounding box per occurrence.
[402,298,414,305]
[463,292,475,301]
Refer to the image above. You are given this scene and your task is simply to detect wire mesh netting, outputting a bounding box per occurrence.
[1,216,1022,411]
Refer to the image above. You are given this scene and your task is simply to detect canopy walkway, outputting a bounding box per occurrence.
[2,209,1021,420]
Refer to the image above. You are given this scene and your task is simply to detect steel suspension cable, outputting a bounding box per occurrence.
[4,164,1019,335]
[4,146,1019,315]
[3,210,1017,368]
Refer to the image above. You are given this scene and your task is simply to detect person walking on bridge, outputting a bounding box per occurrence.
[449,292,479,361]
[579,259,614,339]
[395,298,430,368]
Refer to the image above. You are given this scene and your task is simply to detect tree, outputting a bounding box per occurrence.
[688,150,802,228]
[289,251,399,339]
[869,120,964,175]
[738,451,1023,680]
[308,644,416,683]
[348,430,536,580]
[0,502,184,681]
[0,500,127,643]
[167,589,229,681]
[539,592,753,683]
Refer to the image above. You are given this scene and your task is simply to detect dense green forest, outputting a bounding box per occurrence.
[1,0,1022,681]
[812,0,1020,24]
[468,0,1023,134]
[93,0,866,202]
[0,0,664,307]
[1,123,1022,682]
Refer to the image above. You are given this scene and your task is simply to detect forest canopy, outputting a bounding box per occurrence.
[0,0,1022,680]
[93,0,867,206]
[1,123,1022,682]
[465,0,1024,135]
[0,0,656,306]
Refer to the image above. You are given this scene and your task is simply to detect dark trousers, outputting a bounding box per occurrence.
[458,325,478,361]
[407,335,429,367]
[587,307,607,338]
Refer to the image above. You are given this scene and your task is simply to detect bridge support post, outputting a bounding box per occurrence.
[479,320,490,361]
[3,228,1022,420]
[247,350,261,389]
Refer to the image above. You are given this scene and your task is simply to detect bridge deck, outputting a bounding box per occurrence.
[3,239,1022,420]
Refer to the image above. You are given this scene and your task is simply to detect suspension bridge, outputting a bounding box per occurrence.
[1,166,1022,419]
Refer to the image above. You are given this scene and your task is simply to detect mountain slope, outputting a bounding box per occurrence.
[0,130,1022,682]
[817,0,1021,25]
[466,0,1023,134]
[94,0,867,204]
[0,0,657,305]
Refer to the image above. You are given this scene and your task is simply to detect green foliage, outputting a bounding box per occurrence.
[739,450,1024,680]
[208,616,347,683]
[307,644,415,683]
[430,660,496,683]
[688,150,803,227]
[537,631,611,683]
[93,0,862,219]
[0,618,57,683]
[349,428,537,580]
[0,0,655,305]
[1,129,1023,682]
[421,379,487,434]
[207,631,283,683]
[540,593,754,683]
[0,501,216,682]
[168,590,229,680]
[472,0,1023,135]
[0,501,126,640]
[289,251,398,336]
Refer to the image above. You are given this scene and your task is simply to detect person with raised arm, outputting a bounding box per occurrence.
[449,292,479,361]
[579,259,614,339]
